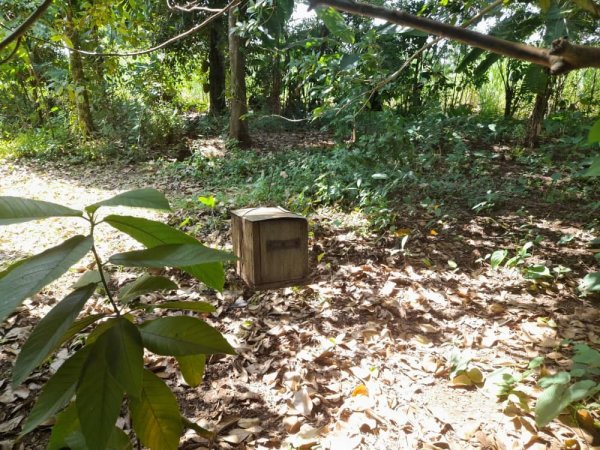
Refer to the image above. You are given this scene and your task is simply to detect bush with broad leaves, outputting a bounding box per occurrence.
[0,188,236,450]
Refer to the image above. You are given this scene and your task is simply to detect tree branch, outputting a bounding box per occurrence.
[308,0,600,74]
[0,0,53,52]
[572,0,600,18]
[0,0,240,59]
[166,0,223,13]
[0,37,22,64]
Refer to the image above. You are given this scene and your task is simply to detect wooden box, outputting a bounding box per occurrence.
[231,207,309,289]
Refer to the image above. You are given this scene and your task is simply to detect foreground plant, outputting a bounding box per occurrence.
[0,189,236,450]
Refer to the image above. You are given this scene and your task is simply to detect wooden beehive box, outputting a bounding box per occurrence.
[231,207,309,289]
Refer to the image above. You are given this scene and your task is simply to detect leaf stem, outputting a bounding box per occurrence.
[89,219,120,316]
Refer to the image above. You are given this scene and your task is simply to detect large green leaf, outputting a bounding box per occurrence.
[588,119,600,144]
[103,318,144,398]
[139,316,235,356]
[176,354,206,387]
[50,313,106,355]
[13,284,96,387]
[535,382,568,427]
[47,402,87,450]
[85,188,170,214]
[72,270,106,289]
[48,403,132,450]
[104,215,225,291]
[21,346,91,436]
[109,243,235,268]
[580,272,600,293]
[130,369,182,450]
[0,197,82,225]
[117,274,178,304]
[0,235,93,324]
[148,301,216,313]
[76,337,124,450]
[583,155,600,177]
[535,380,598,427]
[316,7,355,44]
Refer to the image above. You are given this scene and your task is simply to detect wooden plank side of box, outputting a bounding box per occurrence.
[258,219,308,286]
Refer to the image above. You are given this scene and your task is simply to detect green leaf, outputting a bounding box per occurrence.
[103,318,144,399]
[535,379,599,428]
[51,314,106,355]
[0,235,92,324]
[148,301,216,313]
[47,402,86,450]
[176,354,206,387]
[109,243,235,268]
[139,316,235,356]
[48,407,132,450]
[588,119,600,144]
[580,272,600,293]
[130,369,182,450]
[76,337,124,450]
[566,380,598,404]
[535,382,568,427]
[12,284,96,387]
[72,270,105,289]
[339,54,360,70]
[539,371,571,388]
[104,215,225,291]
[490,249,507,270]
[316,7,355,44]
[524,265,552,280]
[85,188,170,214]
[118,274,178,304]
[583,154,600,177]
[21,346,91,436]
[107,427,133,450]
[0,196,82,225]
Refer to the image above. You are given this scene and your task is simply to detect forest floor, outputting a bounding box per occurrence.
[0,132,599,450]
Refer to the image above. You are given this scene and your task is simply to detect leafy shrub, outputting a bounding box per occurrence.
[0,189,235,449]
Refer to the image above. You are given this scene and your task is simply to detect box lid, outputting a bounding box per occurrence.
[231,206,305,222]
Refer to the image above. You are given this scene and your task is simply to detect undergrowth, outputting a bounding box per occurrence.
[167,112,599,231]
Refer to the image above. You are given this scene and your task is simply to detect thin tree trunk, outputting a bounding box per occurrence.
[208,17,226,115]
[526,75,552,148]
[65,0,94,136]
[268,53,283,115]
[228,5,251,147]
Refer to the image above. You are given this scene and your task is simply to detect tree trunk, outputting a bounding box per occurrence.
[267,54,283,115]
[228,6,251,147]
[504,86,514,118]
[526,75,552,148]
[65,0,94,136]
[208,19,226,115]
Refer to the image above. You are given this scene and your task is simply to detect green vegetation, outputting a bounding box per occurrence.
[0,191,235,449]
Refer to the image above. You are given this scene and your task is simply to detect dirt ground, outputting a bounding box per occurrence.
[0,136,599,449]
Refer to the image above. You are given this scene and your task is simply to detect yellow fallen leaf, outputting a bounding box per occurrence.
[563,438,580,450]
[450,373,473,387]
[466,367,484,384]
[395,228,411,237]
[351,384,369,397]
[576,409,595,431]
[414,334,432,345]
[430,229,438,236]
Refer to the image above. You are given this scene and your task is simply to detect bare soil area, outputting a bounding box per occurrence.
[1,139,599,449]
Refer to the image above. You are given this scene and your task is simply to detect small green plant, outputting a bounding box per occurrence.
[0,189,236,449]
[535,344,600,427]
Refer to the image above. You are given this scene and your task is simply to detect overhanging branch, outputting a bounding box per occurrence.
[308,0,600,74]
[0,0,53,53]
